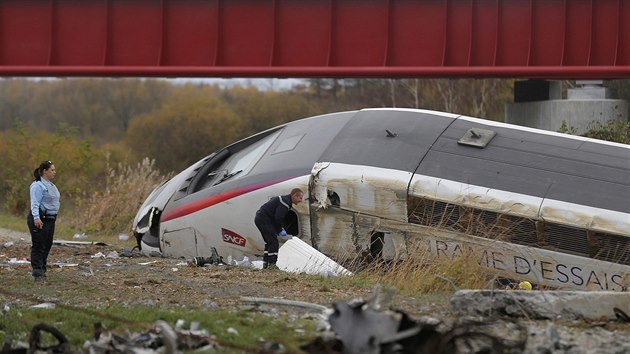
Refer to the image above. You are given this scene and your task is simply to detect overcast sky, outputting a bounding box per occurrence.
[169,77,303,91]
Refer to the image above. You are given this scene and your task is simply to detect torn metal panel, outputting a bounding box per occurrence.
[409,175,630,238]
[409,175,541,219]
[310,207,363,260]
[310,162,333,210]
[310,163,410,222]
[541,199,630,237]
[310,205,405,261]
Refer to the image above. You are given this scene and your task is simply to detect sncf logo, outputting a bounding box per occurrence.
[222,228,246,247]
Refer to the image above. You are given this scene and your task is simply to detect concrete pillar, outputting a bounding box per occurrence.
[505,80,628,135]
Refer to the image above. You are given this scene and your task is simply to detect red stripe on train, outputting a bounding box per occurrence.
[161,177,296,222]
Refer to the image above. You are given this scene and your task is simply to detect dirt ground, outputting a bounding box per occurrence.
[0,229,447,318]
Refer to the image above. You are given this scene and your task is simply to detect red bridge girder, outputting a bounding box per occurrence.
[1,0,629,79]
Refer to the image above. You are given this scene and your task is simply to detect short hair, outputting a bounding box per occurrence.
[290,188,304,196]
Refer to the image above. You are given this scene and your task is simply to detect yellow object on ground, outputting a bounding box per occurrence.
[518,281,532,290]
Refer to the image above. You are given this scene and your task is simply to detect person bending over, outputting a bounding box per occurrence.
[254,188,304,269]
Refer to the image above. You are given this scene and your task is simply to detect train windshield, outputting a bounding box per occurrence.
[201,130,281,188]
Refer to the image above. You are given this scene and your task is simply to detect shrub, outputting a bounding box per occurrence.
[583,119,630,144]
[0,125,105,216]
[67,157,170,238]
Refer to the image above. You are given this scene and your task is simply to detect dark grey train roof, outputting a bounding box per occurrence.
[319,109,455,172]
[419,117,630,213]
[318,109,630,214]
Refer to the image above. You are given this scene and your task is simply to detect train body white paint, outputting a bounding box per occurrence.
[132,108,630,291]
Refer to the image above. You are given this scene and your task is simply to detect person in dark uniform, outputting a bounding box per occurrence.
[254,188,304,269]
[27,161,60,282]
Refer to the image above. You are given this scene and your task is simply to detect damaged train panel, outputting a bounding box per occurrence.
[309,162,410,260]
[132,108,630,291]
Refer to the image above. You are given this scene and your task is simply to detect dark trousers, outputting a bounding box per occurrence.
[27,213,55,277]
[254,213,279,265]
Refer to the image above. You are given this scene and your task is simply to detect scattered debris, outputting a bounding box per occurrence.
[138,260,158,266]
[83,320,218,354]
[193,247,266,269]
[1,323,69,354]
[6,258,29,265]
[192,247,224,267]
[304,297,527,354]
[73,233,88,239]
[30,303,56,309]
[50,262,79,268]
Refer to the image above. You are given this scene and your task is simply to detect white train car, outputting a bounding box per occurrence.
[132,108,630,291]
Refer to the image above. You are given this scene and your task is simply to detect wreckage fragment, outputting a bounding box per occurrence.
[305,288,527,354]
[0,323,69,354]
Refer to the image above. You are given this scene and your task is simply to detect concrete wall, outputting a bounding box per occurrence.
[505,99,628,134]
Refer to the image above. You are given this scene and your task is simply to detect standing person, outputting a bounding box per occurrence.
[254,188,304,269]
[27,161,60,282]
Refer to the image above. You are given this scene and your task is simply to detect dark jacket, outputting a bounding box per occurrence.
[256,194,292,234]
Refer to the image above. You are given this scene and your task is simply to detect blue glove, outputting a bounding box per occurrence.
[280,228,287,237]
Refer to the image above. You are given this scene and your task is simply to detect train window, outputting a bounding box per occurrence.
[458,128,496,148]
[228,131,280,173]
[272,134,305,154]
[201,130,281,188]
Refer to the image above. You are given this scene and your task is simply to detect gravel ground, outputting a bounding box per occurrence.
[2,228,630,353]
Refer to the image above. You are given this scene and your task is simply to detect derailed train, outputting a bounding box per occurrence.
[132,108,630,291]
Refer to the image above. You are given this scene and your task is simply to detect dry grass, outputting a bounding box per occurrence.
[346,241,495,297]
[65,157,170,239]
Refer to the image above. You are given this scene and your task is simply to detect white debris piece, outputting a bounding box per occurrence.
[277,237,351,276]
[31,303,56,309]
[8,258,30,265]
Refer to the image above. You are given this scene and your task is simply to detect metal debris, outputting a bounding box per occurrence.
[304,287,528,354]
[1,323,70,354]
[192,247,224,267]
[84,320,217,354]
[241,296,329,312]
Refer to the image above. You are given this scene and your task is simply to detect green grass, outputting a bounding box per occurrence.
[0,305,317,353]
[0,213,25,233]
